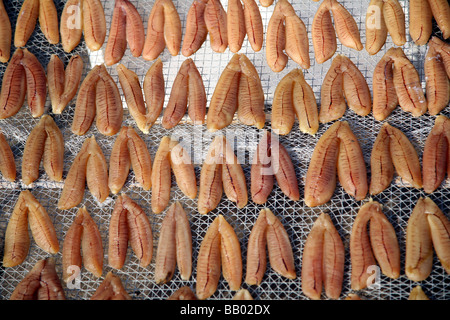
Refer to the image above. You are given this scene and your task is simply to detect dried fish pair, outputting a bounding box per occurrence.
[266,0,309,72]
[47,54,84,114]
[304,121,368,207]
[105,0,145,66]
[62,207,103,282]
[0,0,11,63]
[251,131,300,204]
[227,0,264,53]
[91,272,132,300]
[109,126,152,194]
[425,37,450,115]
[0,130,16,182]
[365,0,406,55]
[319,55,372,123]
[143,0,182,61]
[60,0,106,52]
[10,258,65,300]
[14,0,59,47]
[58,136,109,210]
[246,208,296,286]
[373,48,427,120]
[369,123,422,195]
[410,0,450,45]
[272,69,319,136]
[22,115,64,185]
[151,136,197,214]
[162,59,206,129]
[72,64,123,136]
[198,135,247,214]
[0,48,47,119]
[108,194,153,269]
[182,0,227,56]
[406,197,450,281]
[207,54,265,132]
[312,0,362,64]
[423,116,450,194]
[3,190,59,268]
[301,213,344,300]
[117,61,164,134]
[155,202,192,284]
[350,201,400,291]
[196,215,242,300]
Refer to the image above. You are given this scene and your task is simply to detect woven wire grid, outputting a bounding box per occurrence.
[0,0,449,300]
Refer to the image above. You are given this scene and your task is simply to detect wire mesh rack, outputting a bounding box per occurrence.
[0,0,449,300]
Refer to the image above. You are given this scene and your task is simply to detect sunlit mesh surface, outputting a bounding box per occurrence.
[0,0,449,300]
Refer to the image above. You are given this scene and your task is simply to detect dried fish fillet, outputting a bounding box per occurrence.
[389,48,428,117]
[60,0,106,52]
[372,52,398,121]
[62,207,103,282]
[60,0,83,53]
[425,37,450,115]
[428,0,450,39]
[22,115,64,185]
[198,135,247,214]
[10,258,65,300]
[117,60,165,134]
[409,0,433,46]
[155,202,192,284]
[108,194,153,269]
[207,53,265,131]
[0,129,16,182]
[370,123,423,195]
[82,0,107,51]
[246,208,296,286]
[196,215,242,299]
[72,64,123,136]
[162,59,206,128]
[58,136,109,210]
[422,115,449,194]
[105,0,145,65]
[304,121,368,207]
[350,201,400,291]
[266,0,309,72]
[312,0,362,64]
[3,190,59,267]
[272,69,319,136]
[0,48,47,119]
[405,197,450,281]
[182,0,208,57]
[0,0,11,63]
[405,198,435,281]
[198,136,224,215]
[91,271,132,300]
[143,0,182,60]
[14,0,39,48]
[251,131,300,204]
[109,126,152,194]
[227,0,263,53]
[319,55,372,123]
[301,213,344,300]
[47,54,84,114]
[39,0,60,45]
